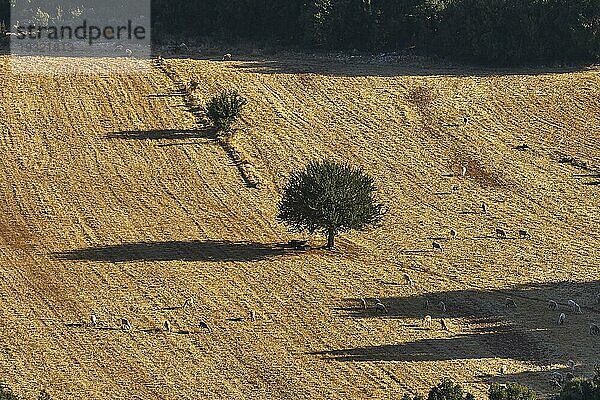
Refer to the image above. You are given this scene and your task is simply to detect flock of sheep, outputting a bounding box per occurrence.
[86,297,221,334]
[358,163,600,385]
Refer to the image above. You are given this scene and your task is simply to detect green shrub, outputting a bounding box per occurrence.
[0,383,20,400]
[428,378,475,400]
[559,367,600,400]
[206,90,247,132]
[489,383,536,400]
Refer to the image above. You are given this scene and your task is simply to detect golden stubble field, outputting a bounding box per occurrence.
[0,54,598,399]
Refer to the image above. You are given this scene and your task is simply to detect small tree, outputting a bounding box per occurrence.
[489,383,536,400]
[206,90,247,132]
[278,160,384,249]
[428,378,475,400]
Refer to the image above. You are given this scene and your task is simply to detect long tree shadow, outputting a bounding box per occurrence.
[56,240,304,263]
[327,280,600,375]
[106,127,216,141]
[313,328,546,363]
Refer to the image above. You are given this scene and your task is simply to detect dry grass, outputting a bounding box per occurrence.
[0,54,598,399]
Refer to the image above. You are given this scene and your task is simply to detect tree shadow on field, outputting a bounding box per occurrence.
[56,240,303,263]
[106,127,216,141]
[322,280,600,369]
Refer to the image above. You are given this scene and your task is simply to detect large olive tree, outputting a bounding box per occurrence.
[278,160,384,249]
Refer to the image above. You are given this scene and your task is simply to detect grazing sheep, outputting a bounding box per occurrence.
[156,54,164,64]
[518,229,531,239]
[461,165,467,177]
[124,48,133,58]
[440,318,449,331]
[496,228,507,239]
[432,241,443,252]
[568,300,577,312]
[198,320,211,332]
[360,297,367,310]
[481,202,488,214]
[222,53,232,61]
[449,229,457,240]
[558,313,566,325]
[90,314,97,327]
[163,320,171,332]
[505,298,517,308]
[499,365,507,375]
[375,302,388,314]
[575,303,582,314]
[568,359,575,371]
[438,301,447,313]
[423,315,432,328]
[549,300,558,310]
[403,273,413,286]
[179,42,190,52]
[590,323,600,335]
[452,185,460,193]
[249,310,256,322]
[463,117,469,125]
[121,318,132,331]
[182,298,194,309]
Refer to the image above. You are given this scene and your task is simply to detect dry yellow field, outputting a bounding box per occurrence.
[0,54,599,399]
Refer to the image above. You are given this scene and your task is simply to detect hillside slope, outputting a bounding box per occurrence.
[0,55,598,399]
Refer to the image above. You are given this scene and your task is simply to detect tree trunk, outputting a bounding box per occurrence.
[326,228,335,249]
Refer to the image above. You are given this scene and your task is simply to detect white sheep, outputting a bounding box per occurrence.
[449,229,457,239]
[124,48,133,58]
[432,241,443,252]
[558,313,566,325]
[461,166,467,177]
[518,229,531,239]
[360,297,367,310]
[481,202,488,214]
[222,53,232,61]
[90,314,97,327]
[198,320,211,332]
[182,298,194,309]
[403,273,413,286]
[438,301,447,313]
[499,365,507,375]
[163,320,171,332]
[496,228,507,239]
[568,359,575,371]
[549,300,558,310]
[423,315,432,328]
[590,323,600,335]
[375,302,388,314]
[121,318,132,331]
[575,303,582,314]
[249,310,257,322]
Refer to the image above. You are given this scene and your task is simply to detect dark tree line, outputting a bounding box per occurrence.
[2,0,599,65]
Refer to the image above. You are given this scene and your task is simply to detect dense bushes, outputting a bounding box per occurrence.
[559,367,600,400]
[489,382,537,400]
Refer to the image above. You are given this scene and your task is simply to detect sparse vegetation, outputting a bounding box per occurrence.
[559,367,600,400]
[278,160,384,249]
[489,383,537,400]
[0,384,19,400]
[206,90,247,132]
[428,378,475,400]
